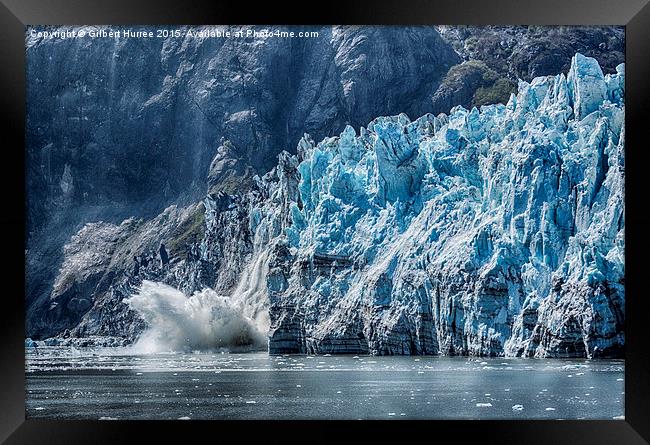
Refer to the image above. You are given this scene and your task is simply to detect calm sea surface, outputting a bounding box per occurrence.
[25,348,624,420]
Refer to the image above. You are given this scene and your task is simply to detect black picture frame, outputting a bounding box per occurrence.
[2,0,649,443]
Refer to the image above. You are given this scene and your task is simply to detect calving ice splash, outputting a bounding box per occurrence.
[124,280,268,353]
[126,53,624,358]
[124,207,275,353]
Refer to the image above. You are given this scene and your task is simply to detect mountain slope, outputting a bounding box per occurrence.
[26,25,460,337]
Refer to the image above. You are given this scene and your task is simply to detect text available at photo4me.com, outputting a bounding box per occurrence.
[29,27,321,40]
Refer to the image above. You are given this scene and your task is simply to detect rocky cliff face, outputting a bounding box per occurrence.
[26,25,460,337]
[30,204,205,340]
[26,25,459,227]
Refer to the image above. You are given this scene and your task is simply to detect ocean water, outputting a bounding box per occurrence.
[25,348,624,420]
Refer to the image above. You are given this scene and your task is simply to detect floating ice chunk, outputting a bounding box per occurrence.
[476,403,492,407]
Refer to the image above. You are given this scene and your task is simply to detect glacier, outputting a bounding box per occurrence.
[44,53,624,358]
[213,53,624,358]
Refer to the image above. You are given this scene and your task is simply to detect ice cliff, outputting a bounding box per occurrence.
[240,53,624,357]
